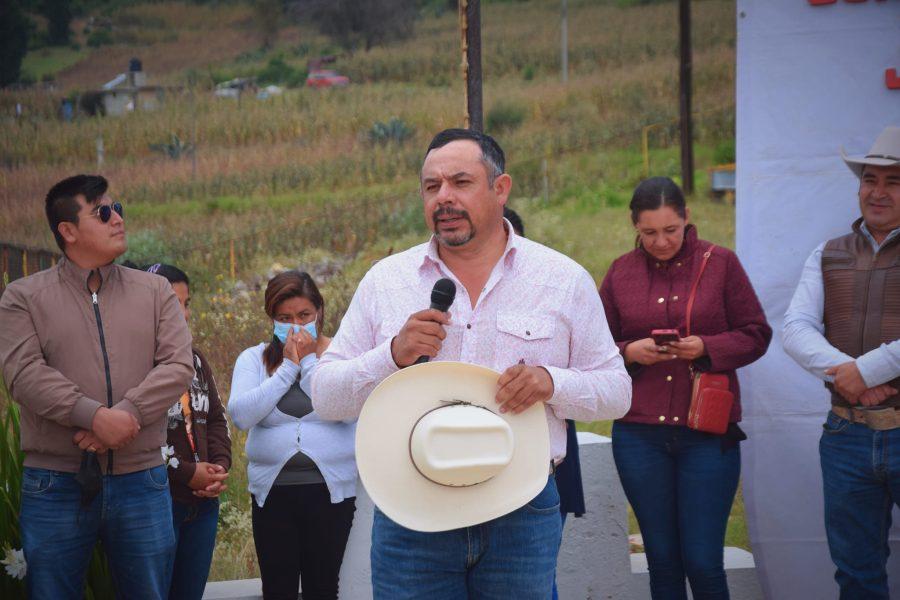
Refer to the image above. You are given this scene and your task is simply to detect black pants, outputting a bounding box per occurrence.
[252,484,356,600]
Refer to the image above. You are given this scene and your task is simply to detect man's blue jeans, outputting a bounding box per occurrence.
[371,475,562,599]
[169,498,219,600]
[612,421,740,600]
[820,410,900,600]
[20,465,176,600]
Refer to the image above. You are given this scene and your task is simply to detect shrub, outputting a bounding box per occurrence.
[368,117,415,145]
[257,56,305,88]
[149,134,195,160]
[86,30,113,48]
[713,139,735,165]
[486,101,526,133]
[120,229,175,266]
[522,64,535,81]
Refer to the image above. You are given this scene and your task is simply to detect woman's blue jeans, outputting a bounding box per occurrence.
[371,475,562,599]
[168,497,219,600]
[612,421,740,600]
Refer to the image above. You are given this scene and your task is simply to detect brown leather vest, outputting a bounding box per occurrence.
[822,218,900,407]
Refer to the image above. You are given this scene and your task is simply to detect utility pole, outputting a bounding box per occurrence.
[459,0,483,132]
[678,0,694,194]
[561,0,568,84]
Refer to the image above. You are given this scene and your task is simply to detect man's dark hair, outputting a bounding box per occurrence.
[425,128,506,185]
[45,175,108,251]
[145,263,190,287]
[503,206,525,237]
[629,176,686,224]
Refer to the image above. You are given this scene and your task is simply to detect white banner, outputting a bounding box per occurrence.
[736,1,900,598]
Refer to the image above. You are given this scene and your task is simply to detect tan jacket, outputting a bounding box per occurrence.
[0,257,194,474]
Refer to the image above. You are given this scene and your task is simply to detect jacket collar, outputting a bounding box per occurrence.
[638,224,700,266]
[853,217,900,253]
[57,255,118,293]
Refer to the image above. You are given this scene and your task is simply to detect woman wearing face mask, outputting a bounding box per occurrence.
[599,177,771,600]
[228,270,357,600]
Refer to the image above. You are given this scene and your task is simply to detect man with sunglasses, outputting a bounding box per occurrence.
[0,175,194,599]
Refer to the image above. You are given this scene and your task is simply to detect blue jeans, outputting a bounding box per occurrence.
[820,410,900,600]
[371,475,562,599]
[551,513,567,600]
[20,465,176,600]
[612,421,740,600]
[169,498,219,600]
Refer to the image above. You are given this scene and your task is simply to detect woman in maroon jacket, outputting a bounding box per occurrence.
[599,177,771,600]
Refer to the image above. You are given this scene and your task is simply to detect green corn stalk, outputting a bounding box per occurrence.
[0,379,115,599]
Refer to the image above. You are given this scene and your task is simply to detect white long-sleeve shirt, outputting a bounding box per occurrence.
[783,223,900,386]
[228,344,357,507]
[312,226,632,462]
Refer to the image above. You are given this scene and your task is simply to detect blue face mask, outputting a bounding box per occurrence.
[273,320,317,343]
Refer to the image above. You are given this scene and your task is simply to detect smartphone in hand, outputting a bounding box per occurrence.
[650,329,680,346]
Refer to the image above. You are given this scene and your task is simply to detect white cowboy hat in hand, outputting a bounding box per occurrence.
[356,361,551,533]
[842,126,900,178]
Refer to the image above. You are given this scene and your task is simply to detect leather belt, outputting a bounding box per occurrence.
[832,405,900,431]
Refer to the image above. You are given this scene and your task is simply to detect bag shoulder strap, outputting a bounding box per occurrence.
[685,245,716,337]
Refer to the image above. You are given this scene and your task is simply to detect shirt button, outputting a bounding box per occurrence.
[673,416,680,422]
[657,297,665,303]
[672,295,679,301]
[676,262,682,267]
[466,324,472,329]
[655,262,661,268]
[658,415,665,422]
[666,375,673,382]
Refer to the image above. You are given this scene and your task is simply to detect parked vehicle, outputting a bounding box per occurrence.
[305,70,350,89]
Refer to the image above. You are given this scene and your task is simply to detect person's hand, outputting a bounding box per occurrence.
[496,365,554,414]
[193,480,228,498]
[73,429,108,454]
[668,336,706,361]
[188,462,229,493]
[293,326,317,360]
[282,327,301,365]
[390,309,450,368]
[624,338,675,366]
[856,384,899,407]
[825,361,867,404]
[91,407,140,449]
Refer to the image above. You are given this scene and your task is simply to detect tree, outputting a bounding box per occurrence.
[0,1,30,87]
[42,0,73,46]
[295,0,417,52]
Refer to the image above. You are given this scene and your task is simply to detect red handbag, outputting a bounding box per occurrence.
[684,246,733,435]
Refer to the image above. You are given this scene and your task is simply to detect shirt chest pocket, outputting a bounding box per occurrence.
[495,312,560,366]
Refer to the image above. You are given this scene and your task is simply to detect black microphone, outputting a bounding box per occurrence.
[414,278,456,365]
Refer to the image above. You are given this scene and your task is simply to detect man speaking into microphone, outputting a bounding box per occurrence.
[312,128,631,598]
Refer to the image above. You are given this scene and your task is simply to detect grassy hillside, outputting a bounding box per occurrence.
[1,0,742,580]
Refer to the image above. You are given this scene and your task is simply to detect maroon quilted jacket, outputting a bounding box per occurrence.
[599,226,772,425]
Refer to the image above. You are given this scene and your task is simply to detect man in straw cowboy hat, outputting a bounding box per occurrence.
[313,128,631,598]
[784,125,900,598]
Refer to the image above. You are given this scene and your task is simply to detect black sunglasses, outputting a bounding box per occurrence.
[90,202,124,223]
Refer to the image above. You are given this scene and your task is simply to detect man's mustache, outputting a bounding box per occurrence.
[432,207,472,222]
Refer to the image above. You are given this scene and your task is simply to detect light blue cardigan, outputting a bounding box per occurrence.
[228,343,357,507]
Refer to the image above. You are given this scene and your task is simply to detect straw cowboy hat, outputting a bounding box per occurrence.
[842,126,900,178]
[355,361,551,532]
